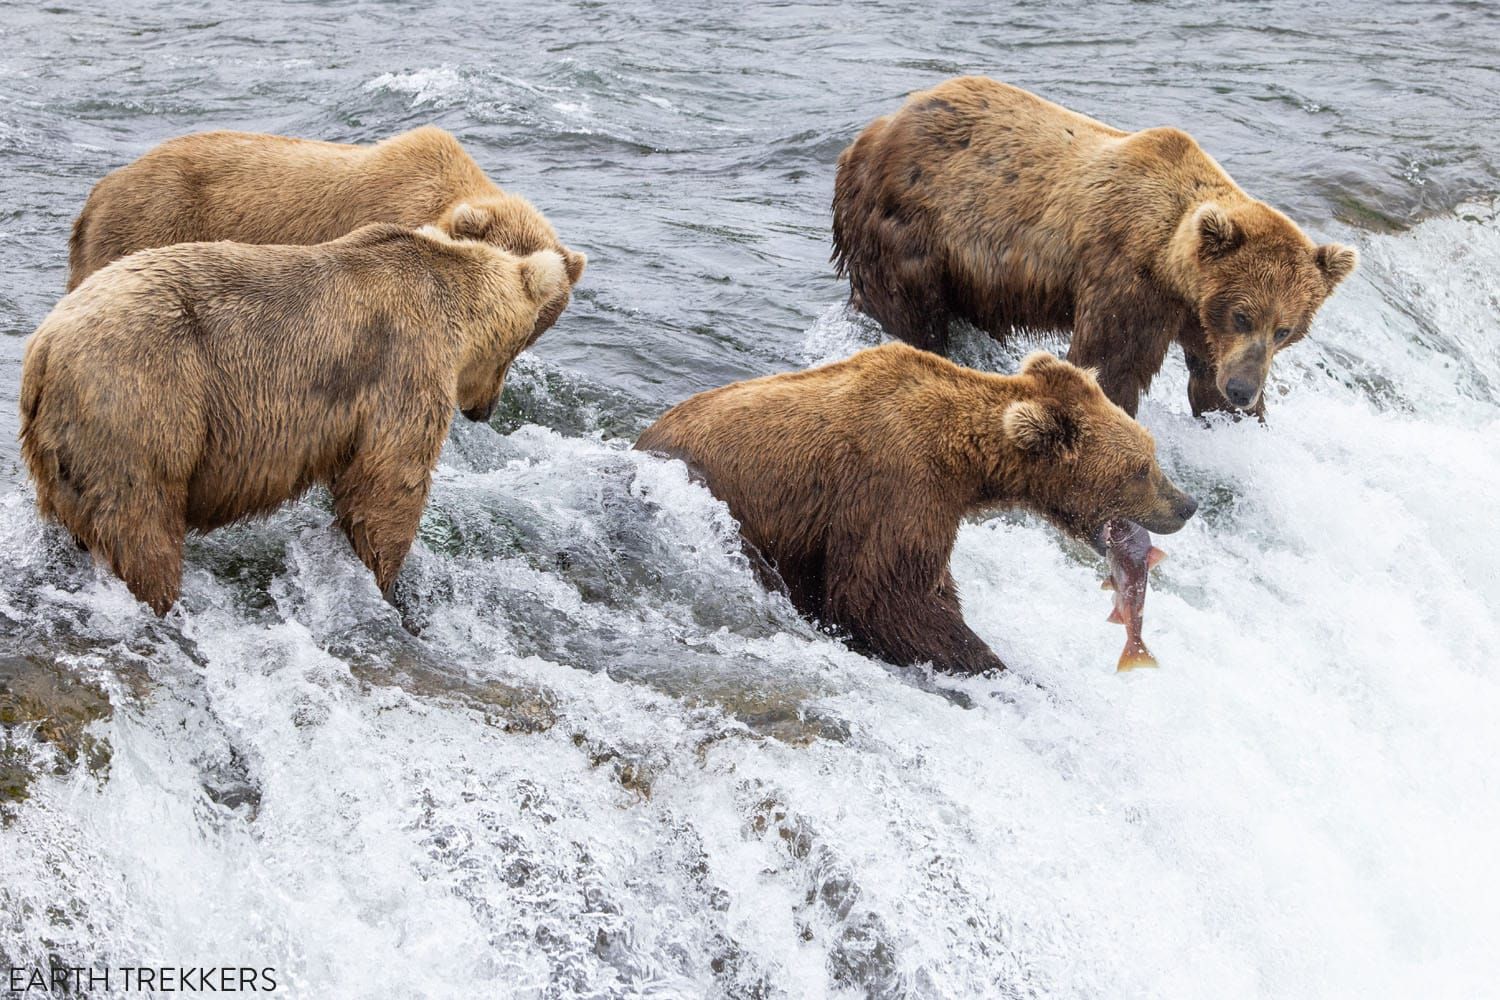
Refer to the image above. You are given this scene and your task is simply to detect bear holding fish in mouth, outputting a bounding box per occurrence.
[637,345,1196,674]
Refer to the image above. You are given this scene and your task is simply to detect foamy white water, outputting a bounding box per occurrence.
[2,201,1496,997]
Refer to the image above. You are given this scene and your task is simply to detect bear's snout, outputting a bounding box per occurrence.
[1172,492,1198,523]
[1139,485,1198,535]
[1223,376,1260,409]
[462,400,498,423]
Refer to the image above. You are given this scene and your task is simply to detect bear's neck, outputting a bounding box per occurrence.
[455,267,519,358]
[1161,203,1212,302]
[944,376,1039,510]
[969,459,1040,512]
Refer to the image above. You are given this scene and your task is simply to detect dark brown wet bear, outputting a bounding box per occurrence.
[67,126,585,417]
[20,225,567,615]
[832,76,1359,417]
[635,344,1198,674]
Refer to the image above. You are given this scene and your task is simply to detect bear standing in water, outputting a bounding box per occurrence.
[66,126,585,418]
[20,225,567,615]
[636,345,1197,674]
[832,76,1358,418]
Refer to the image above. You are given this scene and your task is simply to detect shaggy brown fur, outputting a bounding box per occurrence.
[832,76,1359,417]
[67,126,585,414]
[21,225,567,615]
[635,344,1198,674]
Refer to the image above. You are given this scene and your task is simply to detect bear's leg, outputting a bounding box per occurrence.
[1182,341,1268,422]
[1068,292,1174,417]
[331,449,436,601]
[1183,345,1226,418]
[93,485,188,615]
[887,263,952,357]
[852,248,952,355]
[1069,338,1143,417]
[823,530,1004,674]
[885,295,952,356]
[841,581,1004,674]
[755,545,825,620]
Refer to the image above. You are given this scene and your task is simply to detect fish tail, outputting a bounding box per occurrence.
[1117,638,1158,672]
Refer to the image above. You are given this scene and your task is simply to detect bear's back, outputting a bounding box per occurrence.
[842,77,1235,233]
[56,226,446,376]
[639,345,970,505]
[106,128,493,246]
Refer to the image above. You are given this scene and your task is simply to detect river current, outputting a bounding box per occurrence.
[1,2,1497,997]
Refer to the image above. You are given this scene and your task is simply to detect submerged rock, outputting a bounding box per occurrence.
[336,633,561,736]
[0,655,113,824]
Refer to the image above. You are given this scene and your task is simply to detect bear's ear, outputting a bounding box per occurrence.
[1314,243,1358,289]
[448,203,492,241]
[563,248,587,284]
[1019,351,1069,378]
[1020,351,1097,391]
[519,250,568,305]
[1002,399,1080,458]
[1193,203,1242,260]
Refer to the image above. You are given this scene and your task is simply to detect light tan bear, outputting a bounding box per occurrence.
[636,344,1197,674]
[21,225,566,614]
[832,76,1358,417]
[67,126,585,418]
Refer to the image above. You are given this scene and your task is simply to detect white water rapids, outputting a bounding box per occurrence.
[1,197,1496,997]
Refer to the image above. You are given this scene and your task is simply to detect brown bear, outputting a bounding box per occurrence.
[67,125,585,417]
[20,224,567,615]
[635,344,1198,674]
[832,76,1359,418]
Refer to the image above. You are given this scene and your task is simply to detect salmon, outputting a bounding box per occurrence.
[1100,519,1167,671]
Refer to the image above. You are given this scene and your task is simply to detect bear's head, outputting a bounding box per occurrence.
[998,353,1197,544]
[436,198,584,422]
[439,196,586,336]
[442,244,569,423]
[1184,201,1357,411]
[440,197,587,285]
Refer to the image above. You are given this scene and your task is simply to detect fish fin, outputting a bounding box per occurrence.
[1117,642,1158,672]
[1101,578,1116,591]
[1146,547,1167,570]
[1107,607,1124,624]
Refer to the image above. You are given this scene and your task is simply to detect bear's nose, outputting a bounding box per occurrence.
[462,400,497,423]
[1224,378,1258,408]
[1173,493,1199,522]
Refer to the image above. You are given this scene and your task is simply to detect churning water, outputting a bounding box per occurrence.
[1,2,1498,997]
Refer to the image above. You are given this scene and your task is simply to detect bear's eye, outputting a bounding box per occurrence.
[1232,311,1253,333]
[1274,327,1293,342]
